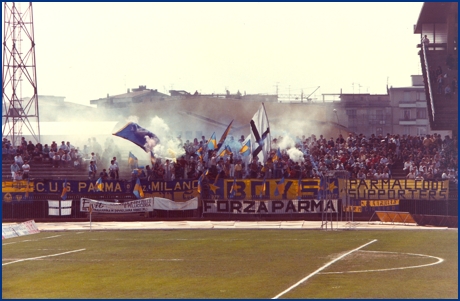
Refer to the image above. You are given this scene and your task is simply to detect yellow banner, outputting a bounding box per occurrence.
[338,179,449,200]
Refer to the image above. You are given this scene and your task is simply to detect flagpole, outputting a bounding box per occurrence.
[261,102,271,164]
[89,204,93,232]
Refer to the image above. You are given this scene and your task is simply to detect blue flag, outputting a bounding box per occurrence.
[239,138,251,157]
[259,177,266,198]
[207,132,217,150]
[113,122,160,151]
[230,178,237,198]
[96,177,103,192]
[133,178,144,199]
[273,148,282,162]
[217,120,233,151]
[274,176,285,197]
[61,179,68,200]
[318,176,326,200]
[128,151,139,168]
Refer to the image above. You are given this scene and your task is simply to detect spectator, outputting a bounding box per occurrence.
[101,169,109,180]
[88,161,97,180]
[10,161,21,181]
[61,151,72,167]
[112,156,119,180]
[22,161,30,179]
[421,35,430,48]
[14,154,24,166]
[444,84,452,98]
[109,160,117,180]
[53,151,61,168]
[42,144,50,161]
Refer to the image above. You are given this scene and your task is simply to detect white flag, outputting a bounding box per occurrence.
[250,103,271,164]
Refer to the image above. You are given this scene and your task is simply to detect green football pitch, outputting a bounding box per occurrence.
[2,229,458,299]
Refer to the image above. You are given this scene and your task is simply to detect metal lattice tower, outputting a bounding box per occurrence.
[2,2,40,147]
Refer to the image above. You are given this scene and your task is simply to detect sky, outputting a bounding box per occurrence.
[23,2,424,106]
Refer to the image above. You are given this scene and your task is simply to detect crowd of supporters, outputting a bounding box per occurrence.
[3,136,121,181]
[137,132,458,183]
[3,132,458,183]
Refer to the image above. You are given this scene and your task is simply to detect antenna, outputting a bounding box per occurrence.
[2,2,40,146]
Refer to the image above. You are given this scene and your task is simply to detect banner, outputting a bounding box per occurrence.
[343,199,400,213]
[2,220,40,240]
[48,200,72,216]
[2,178,451,202]
[80,198,154,213]
[216,179,339,200]
[153,197,198,210]
[203,199,338,214]
[341,179,449,200]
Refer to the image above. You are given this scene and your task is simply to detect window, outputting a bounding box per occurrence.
[417,127,427,136]
[402,109,411,120]
[416,109,427,119]
[404,126,411,136]
[376,127,383,136]
[376,109,384,120]
[416,92,426,101]
[403,91,412,102]
[346,109,357,117]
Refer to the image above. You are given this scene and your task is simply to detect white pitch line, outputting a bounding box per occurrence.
[2,248,86,266]
[272,239,377,299]
[319,250,444,274]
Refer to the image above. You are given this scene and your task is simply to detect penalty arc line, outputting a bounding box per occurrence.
[272,239,377,299]
[319,250,444,274]
[2,248,86,266]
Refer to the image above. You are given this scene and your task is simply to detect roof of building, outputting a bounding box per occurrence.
[414,2,455,33]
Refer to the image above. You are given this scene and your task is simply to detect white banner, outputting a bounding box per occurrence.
[80,198,154,213]
[153,197,198,210]
[48,200,73,216]
[203,199,339,214]
[2,220,40,240]
[250,103,271,163]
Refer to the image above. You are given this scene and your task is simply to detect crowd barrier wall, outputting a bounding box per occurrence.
[2,178,457,221]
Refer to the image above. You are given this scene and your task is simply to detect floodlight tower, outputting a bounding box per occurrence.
[2,2,40,147]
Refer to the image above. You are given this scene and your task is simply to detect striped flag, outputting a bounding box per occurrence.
[274,176,285,197]
[96,177,103,192]
[61,179,68,200]
[128,151,138,168]
[25,179,30,199]
[259,177,266,198]
[133,177,144,199]
[229,178,237,198]
[218,145,232,157]
[217,120,233,151]
[196,146,204,162]
[239,136,251,157]
[207,132,217,150]
[297,173,302,200]
[273,148,282,162]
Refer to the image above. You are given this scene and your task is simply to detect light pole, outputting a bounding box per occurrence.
[333,109,341,136]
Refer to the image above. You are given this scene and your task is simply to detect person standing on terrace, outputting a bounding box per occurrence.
[10,161,21,182]
[422,35,430,49]
[21,161,30,179]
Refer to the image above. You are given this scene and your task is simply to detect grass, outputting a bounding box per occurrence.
[2,229,458,299]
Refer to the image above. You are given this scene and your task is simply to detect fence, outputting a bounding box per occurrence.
[2,197,457,222]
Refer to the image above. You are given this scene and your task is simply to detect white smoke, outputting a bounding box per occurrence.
[125,115,139,124]
[287,148,304,163]
[147,115,185,162]
[276,134,296,150]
